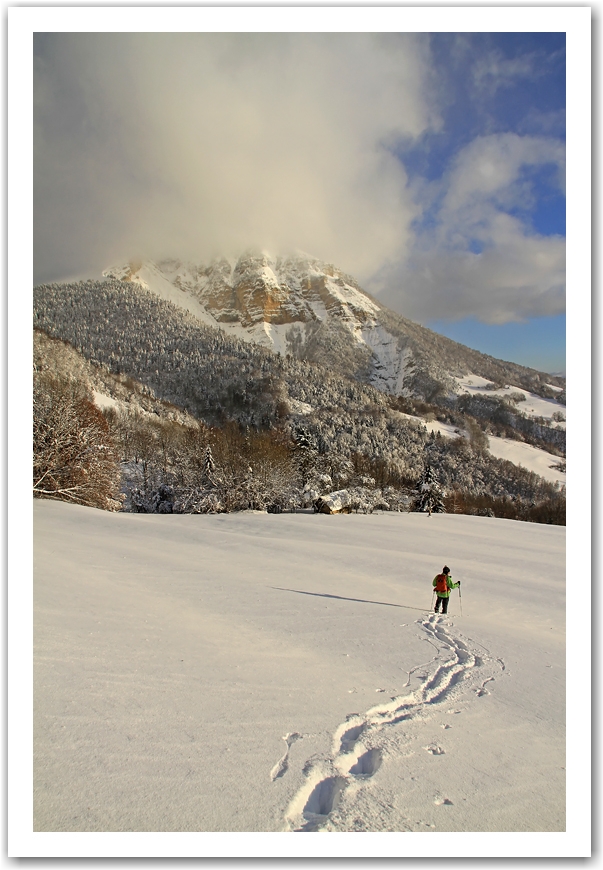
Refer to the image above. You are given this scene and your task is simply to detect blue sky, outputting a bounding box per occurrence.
[33,32,566,373]
[427,314,566,375]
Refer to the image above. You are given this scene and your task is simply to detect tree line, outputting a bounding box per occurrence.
[33,362,565,524]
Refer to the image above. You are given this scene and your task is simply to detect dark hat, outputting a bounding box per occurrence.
[443,566,450,574]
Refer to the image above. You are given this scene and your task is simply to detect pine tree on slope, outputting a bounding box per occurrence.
[203,445,217,485]
[413,463,445,516]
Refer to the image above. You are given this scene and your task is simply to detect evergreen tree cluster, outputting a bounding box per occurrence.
[413,464,445,515]
[454,392,565,454]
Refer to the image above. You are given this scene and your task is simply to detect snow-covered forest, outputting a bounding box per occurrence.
[33,280,566,524]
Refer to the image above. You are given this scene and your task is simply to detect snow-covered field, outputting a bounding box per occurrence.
[25,497,584,856]
[487,435,566,485]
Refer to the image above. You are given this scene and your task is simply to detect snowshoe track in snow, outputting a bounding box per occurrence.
[270,732,302,781]
[282,615,504,832]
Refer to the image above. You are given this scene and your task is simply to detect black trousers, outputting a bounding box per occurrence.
[434,595,450,613]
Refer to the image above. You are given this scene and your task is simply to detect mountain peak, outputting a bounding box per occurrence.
[104,253,381,354]
[102,254,562,399]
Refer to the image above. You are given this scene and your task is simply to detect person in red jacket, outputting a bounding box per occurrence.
[433,566,460,614]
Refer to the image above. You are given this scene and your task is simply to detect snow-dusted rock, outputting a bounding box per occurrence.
[315,489,353,514]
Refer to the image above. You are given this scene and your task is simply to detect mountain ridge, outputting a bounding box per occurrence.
[102,253,564,400]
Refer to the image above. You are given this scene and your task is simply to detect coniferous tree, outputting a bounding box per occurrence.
[203,444,217,484]
[413,463,445,516]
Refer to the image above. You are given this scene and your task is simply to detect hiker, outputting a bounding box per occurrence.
[433,566,460,614]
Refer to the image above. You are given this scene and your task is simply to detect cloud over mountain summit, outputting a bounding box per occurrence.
[34,31,565,328]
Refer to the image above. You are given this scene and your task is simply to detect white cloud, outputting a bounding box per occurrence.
[377,231,565,324]
[33,33,436,284]
[471,49,537,96]
[372,133,565,324]
[442,133,565,213]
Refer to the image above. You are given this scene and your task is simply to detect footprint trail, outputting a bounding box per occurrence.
[281,615,504,832]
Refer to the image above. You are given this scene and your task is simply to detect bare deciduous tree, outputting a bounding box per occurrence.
[33,374,123,510]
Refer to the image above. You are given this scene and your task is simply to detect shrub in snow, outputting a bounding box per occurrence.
[357,475,376,488]
[152,483,174,514]
[346,486,382,514]
[128,487,153,513]
[302,488,319,507]
[382,486,411,512]
[177,491,224,514]
[202,445,217,483]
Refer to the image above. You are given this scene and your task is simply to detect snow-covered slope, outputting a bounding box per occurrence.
[33,498,567,847]
[104,253,382,364]
[455,374,566,428]
[487,435,566,484]
[398,412,565,485]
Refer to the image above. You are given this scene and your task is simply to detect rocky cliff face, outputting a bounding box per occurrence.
[106,252,379,329]
[104,252,396,386]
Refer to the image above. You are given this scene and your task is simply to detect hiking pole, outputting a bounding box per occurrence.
[458,582,463,616]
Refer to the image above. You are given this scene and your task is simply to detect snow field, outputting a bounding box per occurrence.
[486,434,566,484]
[123,263,221,331]
[92,391,118,411]
[33,498,566,846]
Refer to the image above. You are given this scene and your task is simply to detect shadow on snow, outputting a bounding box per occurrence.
[270,586,430,613]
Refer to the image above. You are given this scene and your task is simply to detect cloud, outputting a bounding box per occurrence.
[442,133,565,213]
[376,230,565,325]
[471,49,537,96]
[469,41,565,99]
[33,33,565,330]
[33,33,436,284]
[372,133,565,324]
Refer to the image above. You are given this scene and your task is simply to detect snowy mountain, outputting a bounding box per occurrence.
[104,254,386,361]
[103,253,565,400]
[33,265,567,516]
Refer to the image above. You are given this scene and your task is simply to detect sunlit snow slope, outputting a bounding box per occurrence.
[34,499,565,834]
